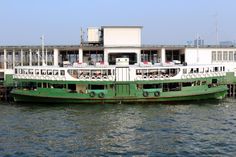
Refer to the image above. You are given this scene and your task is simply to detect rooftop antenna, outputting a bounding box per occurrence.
[215,13,219,45]
[40,35,46,66]
[80,27,83,46]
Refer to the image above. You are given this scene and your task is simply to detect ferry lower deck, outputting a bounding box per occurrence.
[11,75,228,103]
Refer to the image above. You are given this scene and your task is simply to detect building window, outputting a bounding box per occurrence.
[234,52,236,62]
[15,51,21,66]
[212,51,216,62]
[223,51,228,61]
[217,51,222,61]
[229,51,233,61]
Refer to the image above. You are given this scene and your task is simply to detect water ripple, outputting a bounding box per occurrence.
[0,98,236,156]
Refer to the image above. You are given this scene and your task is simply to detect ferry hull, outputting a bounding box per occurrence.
[11,89,227,104]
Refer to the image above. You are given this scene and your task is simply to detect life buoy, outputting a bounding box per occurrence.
[89,91,96,97]
[154,91,160,97]
[143,91,149,97]
[98,92,105,98]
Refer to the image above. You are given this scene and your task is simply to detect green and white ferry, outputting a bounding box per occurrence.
[7,26,232,103]
[11,59,227,103]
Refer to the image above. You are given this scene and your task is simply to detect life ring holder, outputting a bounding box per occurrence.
[154,91,160,97]
[89,91,96,97]
[98,92,105,98]
[143,91,149,97]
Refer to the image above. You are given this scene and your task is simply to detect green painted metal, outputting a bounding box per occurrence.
[115,84,130,96]
[4,74,14,87]
[11,81,228,103]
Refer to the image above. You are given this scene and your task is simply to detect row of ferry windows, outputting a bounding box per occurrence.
[15,69,65,76]
[15,69,115,76]
[182,66,225,74]
[136,69,180,75]
[212,51,236,62]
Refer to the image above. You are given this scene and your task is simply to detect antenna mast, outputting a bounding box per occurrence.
[80,27,83,46]
[215,13,219,45]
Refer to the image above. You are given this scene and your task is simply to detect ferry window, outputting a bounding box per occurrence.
[217,51,222,61]
[229,51,233,61]
[68,84,76,91]
[108,69,112,75]
[214,67,218,72]
[29,69,34,74]
[183,69,187,74]
[182,82,192,87]
[60,70,65,76]
[136,69,142,75]
[223,66,225,71]
[41,70,46,75]
[143,84,161,89]
[202,81,206,85]
[53,70,58,75]
[52,84,64,88]
[189,68,193,73]
[163,83,181,92]
[212,51,216,61]
[43,83,47,88]
[47,70,52,75]
[234,52,236,61]
[23,69,28,74]
[212,79,217,84]
[15,69,18,74]
[90,85,105,90]
[35,69,39,75]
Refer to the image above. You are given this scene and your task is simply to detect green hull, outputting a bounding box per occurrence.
[11,86,227,104]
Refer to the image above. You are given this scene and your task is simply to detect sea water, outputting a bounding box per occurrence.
[0,98,236,156]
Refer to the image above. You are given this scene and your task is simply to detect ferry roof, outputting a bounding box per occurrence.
[101,26,143,29]
[0,44,236,50]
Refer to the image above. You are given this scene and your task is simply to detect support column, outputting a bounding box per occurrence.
[79,48,83,63]
[13,49,15,68]
[53,48,59,66]
[104,49,108,64]
[29,49,32,66]
[45,49,48,65]
[161,48,166,64]
[20,49,23,66]
[37,49,40,66]
[4,49,7,69]
[137,49,141,64]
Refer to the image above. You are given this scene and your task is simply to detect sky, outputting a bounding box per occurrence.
[0,0,236,45]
